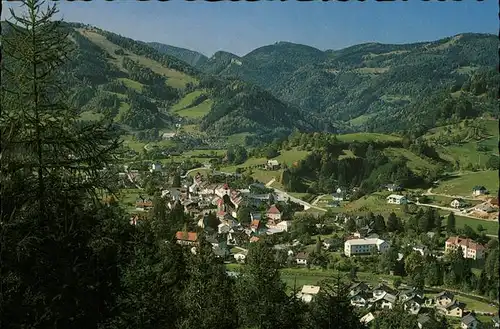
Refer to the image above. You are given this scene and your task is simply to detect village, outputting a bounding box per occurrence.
[122,162,499,329]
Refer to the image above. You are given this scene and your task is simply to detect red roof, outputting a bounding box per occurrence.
[489,198,499,206]
[267,205,281,215]
[250,236,260,243]
[250,219,261,229]
[217,198,224,205]
[223,183,229,190]
[446,236,484,251]
[176,231,198,242]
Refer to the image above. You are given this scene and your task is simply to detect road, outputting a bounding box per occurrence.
[265,180,327,212]
[265,178,276,188]
[312,194,328,206]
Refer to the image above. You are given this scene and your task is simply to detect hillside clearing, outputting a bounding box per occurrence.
[433,170,498,197]
[336,133,401,143]
[383,147,437,173]
[78,29,197,89]
[170,90,205,112]
[176,99,213,118]
[117,77,143,91]
[79,111,103,121]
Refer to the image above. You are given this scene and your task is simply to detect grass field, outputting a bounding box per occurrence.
[183,149,225,157]
[79,111,103,121]
[426,195,482,207]
[115,101,131,122]
[342,191,407,218]
[336,132,401,143]
[121,135,146,153]
[117,77,143,91]
[118,188,144,212]
[176,99,213,118]
[436,140,497,169]
[433,170,498,196]
[171,90,207,114]
[348,114,376,127]
[274,148,311,166]
[338,149,356,160]
[227,133,252,145]
[438,212,499,235]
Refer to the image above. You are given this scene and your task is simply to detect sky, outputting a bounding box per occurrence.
[2,0,497,57]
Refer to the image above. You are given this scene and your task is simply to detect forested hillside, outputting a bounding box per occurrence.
[3,21,317,142]
[147,41,209,67]
[193,35,498,134]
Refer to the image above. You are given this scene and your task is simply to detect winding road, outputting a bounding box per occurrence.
[265,180,327,213]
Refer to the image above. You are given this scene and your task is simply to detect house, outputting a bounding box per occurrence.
[234,251,247,263]
[372,283,397,298]
[266,204,282,222]
[386,184,403,192]
[435,291,455,307]
[344,238,390,257]
[349,282,370,297]
[492,315,500,328]
[296,252,309,265]
[445,236,485,260]
[377,293,397,310]
[332,193,344,201]
[489,198,499,207]
[439,300,465,318]
[403,295,425,315]
[266,159,280,170]
[276,220,291,232]
[249,236,260,243]
[451,198,467,209]
[360,312,375,325]
[472,186,488,196]
[461,314,479,329]
[150,162,162,172]
[417,314,437,329]
[218,223,231,234]
[386,194,408,205]
[412,245,428,256]
[399,286,424,303]
[297,285,321,303]
[175,231,198,246]
[350,291,371,307]
[215,183,231,198]
[473,203,496,214]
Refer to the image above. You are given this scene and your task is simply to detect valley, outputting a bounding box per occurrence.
[2,7,499,329]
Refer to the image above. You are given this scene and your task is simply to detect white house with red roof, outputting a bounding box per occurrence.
[266,204,282,223]
[445,236,485,260]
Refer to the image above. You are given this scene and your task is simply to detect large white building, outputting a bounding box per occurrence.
[386,194,408,205]
[344,238,390,257]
